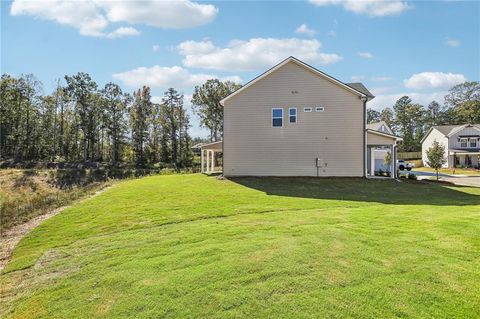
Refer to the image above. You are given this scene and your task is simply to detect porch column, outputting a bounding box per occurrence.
[393,144,397,178]
[370,147,375,177]
[211,150,215,172]
[206,150,210,173]
[201,149,205,173]
[390,144,395,179]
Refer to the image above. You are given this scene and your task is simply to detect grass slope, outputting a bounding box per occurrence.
[1,174,479,318]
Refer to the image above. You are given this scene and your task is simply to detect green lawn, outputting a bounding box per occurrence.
[1,174,479,318]
[415,166,480,175]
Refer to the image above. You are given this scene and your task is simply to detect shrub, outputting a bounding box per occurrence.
[407,173,417,180]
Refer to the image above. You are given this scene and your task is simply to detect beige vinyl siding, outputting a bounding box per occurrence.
[367,131,396,145]
[223,60,364,177]
[422,128,449,168]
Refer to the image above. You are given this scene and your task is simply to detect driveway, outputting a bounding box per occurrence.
[411,170,480,187]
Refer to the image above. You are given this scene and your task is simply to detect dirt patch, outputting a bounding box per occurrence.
[0,186,111,272]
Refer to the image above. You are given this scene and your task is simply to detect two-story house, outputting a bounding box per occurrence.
[421,124,480,168]
[200,56,401,177]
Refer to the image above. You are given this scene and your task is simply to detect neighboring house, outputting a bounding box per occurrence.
[200,56,401,177]
[421,124,480,168]
[367,121,394,135]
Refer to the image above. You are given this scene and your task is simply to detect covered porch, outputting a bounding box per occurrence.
[366,129,402,179]
[450,149,480,169]
[200,141,223,174]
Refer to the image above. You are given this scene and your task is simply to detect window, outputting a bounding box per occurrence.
[303,107,312,112]
[460,138,467,148]
[272,108,283,127]
[470,138,477,148]
[289,107,297,123]
[315,106,324,112]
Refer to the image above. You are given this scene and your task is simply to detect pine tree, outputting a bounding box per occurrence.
[130,86,152,166]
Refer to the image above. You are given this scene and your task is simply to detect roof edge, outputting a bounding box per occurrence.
[367,129,402,141]
[220,56,368,106]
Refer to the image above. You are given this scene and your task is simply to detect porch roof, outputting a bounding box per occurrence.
[200,141,223,151]
[367,129,402,146]
[449,148,480,155]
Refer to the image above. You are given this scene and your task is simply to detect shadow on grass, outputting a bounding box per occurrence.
[229,177,480,206]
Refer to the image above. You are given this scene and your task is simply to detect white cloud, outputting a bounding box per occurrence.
[358,52,374,59]
[404,72,466,90]
[177,38,343,71]
[106,27,140,39]
[178,40,216,55]
[351,75,365,82]
[103,0,218,29]
[446,38,460,47]
[10,0,218,38]
[112,65,241,90]
[368,91,447,111]
[295,24,317,37]
[309,0,411,17]
[152,45,161,52]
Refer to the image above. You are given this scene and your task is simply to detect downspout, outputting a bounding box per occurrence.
[221,100,225,177]
[361,96,367,178]
[393,143,397,179]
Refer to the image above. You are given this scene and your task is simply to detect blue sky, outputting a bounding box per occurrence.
[2,0,479,137]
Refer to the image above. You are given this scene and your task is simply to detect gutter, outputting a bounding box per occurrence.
[222,102,225,177]
[362,97,367,178]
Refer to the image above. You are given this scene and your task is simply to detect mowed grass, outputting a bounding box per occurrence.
[1,174,479,318]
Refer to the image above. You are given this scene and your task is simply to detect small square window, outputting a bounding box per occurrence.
[303,107,312,112]
[470,139,477,148]
[289,107,297,123]
[460,138,467,148]
[315,106,324,112]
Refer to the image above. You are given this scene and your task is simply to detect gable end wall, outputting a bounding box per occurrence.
[422,128,449,168]
[223,61,364,177]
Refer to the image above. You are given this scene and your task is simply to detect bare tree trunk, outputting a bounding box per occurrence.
[53,79,60,161]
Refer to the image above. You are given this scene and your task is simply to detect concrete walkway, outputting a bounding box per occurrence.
[411,170,480,187]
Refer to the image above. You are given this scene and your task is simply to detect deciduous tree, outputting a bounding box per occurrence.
[426,140,446,180]
[191,79,241,141]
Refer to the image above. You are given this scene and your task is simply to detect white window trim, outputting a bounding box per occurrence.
[460,138,468,148]
[303,107,312,112]
[315,106,324,112]
[272,107,283,128]
[469,138,477,148]
[289,107,297,124]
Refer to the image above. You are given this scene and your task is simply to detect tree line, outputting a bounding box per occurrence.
[367,81,480,152]
[1,72,477,164]
[0,73,240,167]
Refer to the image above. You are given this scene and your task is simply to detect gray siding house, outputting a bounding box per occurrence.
[422,124,480,168]
[200,57,401,177]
